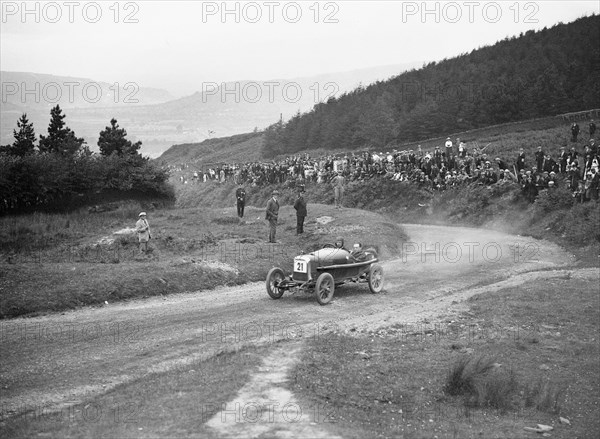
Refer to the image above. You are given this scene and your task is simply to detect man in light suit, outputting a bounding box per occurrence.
[135,212,151,253]
[265,190,280,243]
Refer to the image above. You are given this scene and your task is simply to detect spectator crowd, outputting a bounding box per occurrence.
[173,121,600,203]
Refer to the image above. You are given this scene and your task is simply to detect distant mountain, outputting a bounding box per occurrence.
[1,71,175,109]
[0,71,175,155]
[1,63,422,157]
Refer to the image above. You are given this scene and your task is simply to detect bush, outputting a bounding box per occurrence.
[524,378,565,414]
[445,355,496,396]
[560,202,600,244]
[0,152,172,214]
[533,185,575,214]
[444,355,518,411]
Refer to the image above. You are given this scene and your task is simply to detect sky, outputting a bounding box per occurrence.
[1,1,598,97]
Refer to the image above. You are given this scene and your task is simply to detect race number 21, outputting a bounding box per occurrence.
[294,259,307,273]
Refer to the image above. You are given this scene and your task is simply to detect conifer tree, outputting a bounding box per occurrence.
[39,105,85,155]
[2,113,37,156]
[97,118,142,156]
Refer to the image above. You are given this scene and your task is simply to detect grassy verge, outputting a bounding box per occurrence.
[0,201,407,318]
[0,344,270,438]
[290,274,600,439]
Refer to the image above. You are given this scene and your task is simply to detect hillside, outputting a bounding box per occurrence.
[1,64,421,157]
[171,118,599,261]
[158,110,593,167]
[262,15,600,157]
[157,131,265,167]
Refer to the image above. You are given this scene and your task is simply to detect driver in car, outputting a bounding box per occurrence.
[350,242,367,261]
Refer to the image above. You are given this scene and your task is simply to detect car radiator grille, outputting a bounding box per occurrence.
[293,271,309,282]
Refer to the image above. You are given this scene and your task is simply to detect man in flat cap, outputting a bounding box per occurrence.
[571,122,580,142]
[265,190,280,243]
[135,212,151,253]
[235,183,246,218]
[293,189,307,235]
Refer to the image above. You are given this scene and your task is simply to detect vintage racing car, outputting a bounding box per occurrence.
[265,243,384,305]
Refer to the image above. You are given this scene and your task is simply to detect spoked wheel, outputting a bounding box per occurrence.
[315,272,335,305]
[266,267,285,299]
[368,264,384,294]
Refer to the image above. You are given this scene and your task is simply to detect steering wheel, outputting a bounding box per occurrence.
[322,243,336,248]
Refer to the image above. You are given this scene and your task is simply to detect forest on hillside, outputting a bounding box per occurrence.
[263,15,599,157]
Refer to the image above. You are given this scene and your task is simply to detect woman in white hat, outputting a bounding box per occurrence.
[136,212,151,253]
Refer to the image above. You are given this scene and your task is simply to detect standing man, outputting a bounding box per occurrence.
[571,122,580,142]
[293,189,307,235]
[589,120,597,139]
[516,148,526,171]
[534,146,545,171]
[558,146,569,173]
[265,190,280,243]
[590,138,598,156]
[568,146,579,168]
[235,184,246,218]
[458,140,467,158]
[445,137,453,159]
[332,170,346,209]
[542,154,557,173]
[136,212,151,253]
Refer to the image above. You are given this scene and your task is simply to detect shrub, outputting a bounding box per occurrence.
[560,201,600,244]
[0,152,172,214]
[444,355,518,411]
[445,355,497,396]
[533,185,575,214]
[524,378,565,414]
[468,368,518,411]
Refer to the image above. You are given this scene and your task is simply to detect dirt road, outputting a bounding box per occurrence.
[0,224,580,421]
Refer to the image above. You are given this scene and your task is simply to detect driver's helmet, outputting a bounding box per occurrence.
[335,236,344,248]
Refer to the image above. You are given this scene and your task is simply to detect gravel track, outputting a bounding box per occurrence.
[0,224,582,427]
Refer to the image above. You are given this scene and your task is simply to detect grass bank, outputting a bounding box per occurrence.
[290,272,600,438]
[0,200,406,318]
[174,175,599,265]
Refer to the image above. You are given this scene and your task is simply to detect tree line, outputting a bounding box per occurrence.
[263,15,600,157]
[0,105,171,214]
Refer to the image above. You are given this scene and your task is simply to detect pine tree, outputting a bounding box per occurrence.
[97,118,142,156]
[39,105,85,155]
[10,113,36,156]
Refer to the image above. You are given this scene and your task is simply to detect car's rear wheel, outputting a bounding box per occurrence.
[266,267,285,299]
[315,272,335,305]
[368,264,384,294]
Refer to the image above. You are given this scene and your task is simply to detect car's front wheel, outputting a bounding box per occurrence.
[266,267,285,299]
[315,272,335,305]
[368,264,384,294]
